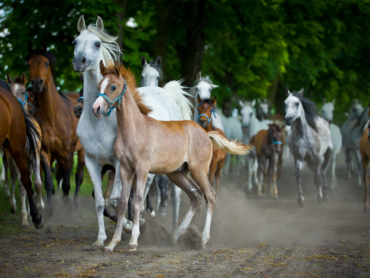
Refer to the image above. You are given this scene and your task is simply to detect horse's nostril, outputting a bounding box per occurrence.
[39,79,43,85]
[82,57,86,64]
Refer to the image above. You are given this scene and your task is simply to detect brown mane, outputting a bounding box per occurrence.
[101,62,152,116]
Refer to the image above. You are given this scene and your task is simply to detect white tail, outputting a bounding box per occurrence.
[208,131,252,155]
[163,80,193,120]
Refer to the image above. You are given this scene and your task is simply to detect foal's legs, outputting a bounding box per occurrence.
[167,171,203,243]
[73,149,85,210]
[104,165,134,252]
[294,159,304,207]
[171,182,182,233]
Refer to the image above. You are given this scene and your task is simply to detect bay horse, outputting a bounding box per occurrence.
[92,61,251,252]
[73,15,193,246]
[0,85,43,228]
[197,97,226,194]
[250,124,285,198]
[26,41,85,214]
[359,112,370,213]
[5,73,44,226]
[285,88,333,207]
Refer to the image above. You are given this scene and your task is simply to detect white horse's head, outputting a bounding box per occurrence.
[349,99,363,120]
[239,100,256,133]
[257,99,269,120]
[284,88,304,125]
[322,98,335,123]
[141,56,163,86]
[191,71,218,100]
[72,16,121,73]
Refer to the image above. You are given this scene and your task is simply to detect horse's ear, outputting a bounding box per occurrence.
[297,88,304,97]
[345,112,349,117]
[27,41,33,53]
[196,71,201,81]
[6,73,12,84]
[262,99,267,104]
[251,99,256,106]
[21,73,27,85]
[99,60,106,75]
[212,97,217,106]
[41,41,47,52]
[211,84,219,89]
[141,56,147,67]
[285,87,291,96]
[239,100,244,108]
[156,56,161,66]
[96,16,104,31]
[332,99,335,106]
[77,15,86,32]
[323,98,326,104]
[114,61,120,76]
[197,95,202,104]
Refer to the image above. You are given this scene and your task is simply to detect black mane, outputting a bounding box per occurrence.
[149,60,163,80]
[26,49,57,75]
[292,91,317,131]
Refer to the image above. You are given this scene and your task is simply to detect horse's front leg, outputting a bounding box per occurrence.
[104,164,135,252]
[129,169,149,251]
[294,159,304,207]
[40,150,54,216]
[59,152,74,210]
[84,155,106,246]
[33,151,44,210]
[73,148,85,211]
[1,153,10,197]
[268,156,277,198]
[321,148,333,202]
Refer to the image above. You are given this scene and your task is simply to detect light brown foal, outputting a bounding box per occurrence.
[92,61,251,252]
[197,97,226,195]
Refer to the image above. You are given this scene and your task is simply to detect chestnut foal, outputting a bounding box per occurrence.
[197,97,226,195]
[92,61,251,251]
[250,124,285,198]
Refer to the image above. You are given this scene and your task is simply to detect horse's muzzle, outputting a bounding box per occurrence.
[242,125,248,134]
[285,117,292,126]
[31,79,44,93]
[73,54,89,73]
[74,104,83,118]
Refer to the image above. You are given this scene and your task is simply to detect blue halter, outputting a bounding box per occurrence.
[271,130,282,145]
[198,100,217,127]
[96,79,127,116]
[77,96,83,103]
[17,91,35,113]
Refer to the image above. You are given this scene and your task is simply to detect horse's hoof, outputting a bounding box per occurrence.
[92,240,105,247]
[273,195,279,199]
[33,216,44,229]
[22,222,29,228]
[10,206,17,214]
[146,208,155,218]
[102,247,113,253]
[364,207,369,214]
[123,221,133,234]
[129,244,138,251]
[297,198,304,208]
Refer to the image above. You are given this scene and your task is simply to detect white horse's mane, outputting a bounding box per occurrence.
[87,24,122,63]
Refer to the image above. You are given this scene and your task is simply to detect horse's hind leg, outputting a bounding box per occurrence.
[171,182,181,233]
[18,178,29,228]
[321,149,333,202]
[330,153,337,189]
[294,159,304,207]
[103,170,114,207]
[7,156,18,213]
[208,157,218,194]
[167,171,203,243]
[215,157,226,195]
[73,149,85,211]
[2,153,10,197]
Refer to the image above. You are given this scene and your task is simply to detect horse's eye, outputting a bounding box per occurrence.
[96,42,101,48]
[111,85,116,91]
[72,40,76,45]
[46,62,50,66]
[157,76,159,80]
[22,91,26,95]
[295,102,299,107]
[195,87,198,91]
[141,75,144,79]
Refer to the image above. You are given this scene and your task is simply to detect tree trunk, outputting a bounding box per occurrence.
[175,0,206,86]
[115,0,127,51]
[153,0,180,78]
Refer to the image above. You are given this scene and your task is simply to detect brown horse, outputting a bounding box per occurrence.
[26,41,85,214]
[6,73,44,226]
[197,97,226,195]
[0,85,43,228]
[91,61,251,252]
[250,124,285,198]
[359,108,370,213]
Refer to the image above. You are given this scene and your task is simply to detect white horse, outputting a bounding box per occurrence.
[140,55,194,231]
[341,100,363,179]
[285,88,333,207]
[321,99,342,188]
[216,108,243,173]
[72,16,192,246]
[240,100,270,192]
[256,99,269,121]
[190,72,224,131]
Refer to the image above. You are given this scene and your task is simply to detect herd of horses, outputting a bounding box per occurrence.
[1,15,370,252]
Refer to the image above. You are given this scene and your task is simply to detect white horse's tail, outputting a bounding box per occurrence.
[208,131,252,155]
[163,80,193,120]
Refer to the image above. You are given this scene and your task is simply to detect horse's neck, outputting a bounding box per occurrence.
[116,89,145,141]
[249,113,261,135]
[205,121,213,132]
[83,69,103,122]
[292,108,310,137]
[35,77,59,120]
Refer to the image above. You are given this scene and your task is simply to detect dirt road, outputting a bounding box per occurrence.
[1,157,370,277]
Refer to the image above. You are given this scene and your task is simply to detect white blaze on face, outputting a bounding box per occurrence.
[241,105,254,127]
[92,78,109,114]
[141,65,159,86]
[284,94,301,121]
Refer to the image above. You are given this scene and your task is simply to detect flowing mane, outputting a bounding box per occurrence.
[87,24,122,64]
[292,91,318,131]
[101,62,152,115]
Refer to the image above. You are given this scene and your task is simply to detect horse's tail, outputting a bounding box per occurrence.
[208,131,252,155]
[163,79,193,120]
[22,109,40,163]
